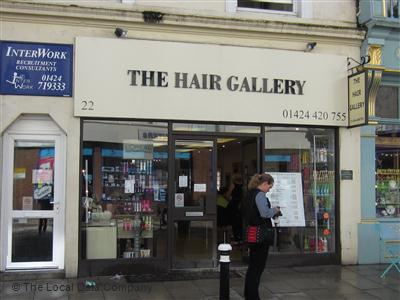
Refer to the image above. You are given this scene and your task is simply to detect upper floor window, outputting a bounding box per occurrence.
[376,85,399,119]
[385,0,399,18]
[238,0,294,13]
[227,0,298,15]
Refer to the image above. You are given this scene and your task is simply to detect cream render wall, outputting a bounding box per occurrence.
[18,0,357,24]
[1,0,363,276]
[339,127,362,264]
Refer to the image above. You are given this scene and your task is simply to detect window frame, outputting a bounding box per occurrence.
[227,0,299,16]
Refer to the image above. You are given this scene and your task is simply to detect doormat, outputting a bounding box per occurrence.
[126,270,242,283]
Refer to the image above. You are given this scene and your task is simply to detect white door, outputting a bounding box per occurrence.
[1,119,66,270]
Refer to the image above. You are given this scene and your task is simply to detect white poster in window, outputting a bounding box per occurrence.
[22,196,33,210]
[179,175,188,188]
[194,183,206,192]
[175,193,184,207]
[124,179,135,193]
[267,172,305,227]
[32,169,53,184]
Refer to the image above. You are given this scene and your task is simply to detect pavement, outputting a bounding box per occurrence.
[0,264,399,299]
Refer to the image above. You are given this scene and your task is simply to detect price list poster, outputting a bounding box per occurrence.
[267,172,306,227]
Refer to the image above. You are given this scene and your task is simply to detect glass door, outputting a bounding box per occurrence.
[1,134,65,269]
[171,137,217,268]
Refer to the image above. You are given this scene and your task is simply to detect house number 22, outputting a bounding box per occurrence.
[81,100,94,111]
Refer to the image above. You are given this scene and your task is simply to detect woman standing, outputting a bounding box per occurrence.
[243,173,281,300]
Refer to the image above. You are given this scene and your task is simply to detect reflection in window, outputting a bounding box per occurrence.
[386,0,399,18]
[81,120,168,260]
[376,125,400,218]
[264,127,336,254]
[173,220,214,268]
[375,86,399,119]
[12,218,53,262]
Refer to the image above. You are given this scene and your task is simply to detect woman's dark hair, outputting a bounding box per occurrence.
[248,173,274,189]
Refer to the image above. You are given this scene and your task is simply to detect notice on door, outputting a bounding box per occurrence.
[267,172,305,227]
[175,193,184,207]
[194,183,206,192]
[22,196,33,210]
[179,175,188,188]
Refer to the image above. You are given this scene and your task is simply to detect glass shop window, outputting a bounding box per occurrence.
[264,127,336,254]
[376,124,400,218]
[81,120,168,260]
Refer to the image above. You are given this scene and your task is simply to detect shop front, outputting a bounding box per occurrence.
[75,37,347,276]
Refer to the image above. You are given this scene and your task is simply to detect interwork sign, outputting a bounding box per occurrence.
[348,71,368,127]
[0,41,73,96]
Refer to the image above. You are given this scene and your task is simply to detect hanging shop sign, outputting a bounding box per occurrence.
[348,71,368,128]
[75,37,348,126]
[0,41,73,96]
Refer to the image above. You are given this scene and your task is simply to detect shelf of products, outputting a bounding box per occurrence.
[376,169,400,217]
[300,135,335,253]
[100,159,167,259]
[266,129,336,255]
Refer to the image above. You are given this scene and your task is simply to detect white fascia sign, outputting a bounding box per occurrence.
[74,37,348,126]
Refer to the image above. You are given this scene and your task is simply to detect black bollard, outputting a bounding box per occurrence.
[218,243,232,300]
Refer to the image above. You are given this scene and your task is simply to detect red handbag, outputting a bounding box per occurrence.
[245,224,274,244]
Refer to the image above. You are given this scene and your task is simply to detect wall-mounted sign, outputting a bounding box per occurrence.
[0,41,73,96]
[75,37,348,126]
[348,71,368,128]
[340,170,353,180]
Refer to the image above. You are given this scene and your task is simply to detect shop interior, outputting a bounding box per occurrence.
[78,120,338,273]
[375,125,400,218]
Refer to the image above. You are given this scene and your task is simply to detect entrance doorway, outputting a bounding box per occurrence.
[170,134,258,268]
[216,137,258,264]
[1,116,66,270]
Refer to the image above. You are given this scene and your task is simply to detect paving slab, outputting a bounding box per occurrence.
[273,291,311,299]
[1,264,399,300]
[344,277,384,290]
[283,278,322,290]
[365,288,400,300]
[341,292,380,300]
[302,288,347,300]
[262,279,299,294]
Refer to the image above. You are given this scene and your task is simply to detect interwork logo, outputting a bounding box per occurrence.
[6,72,25,88]
[5,72,32,89]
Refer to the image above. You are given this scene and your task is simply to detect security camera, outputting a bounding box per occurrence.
[114,28,128,38]
[306,42,317,52]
